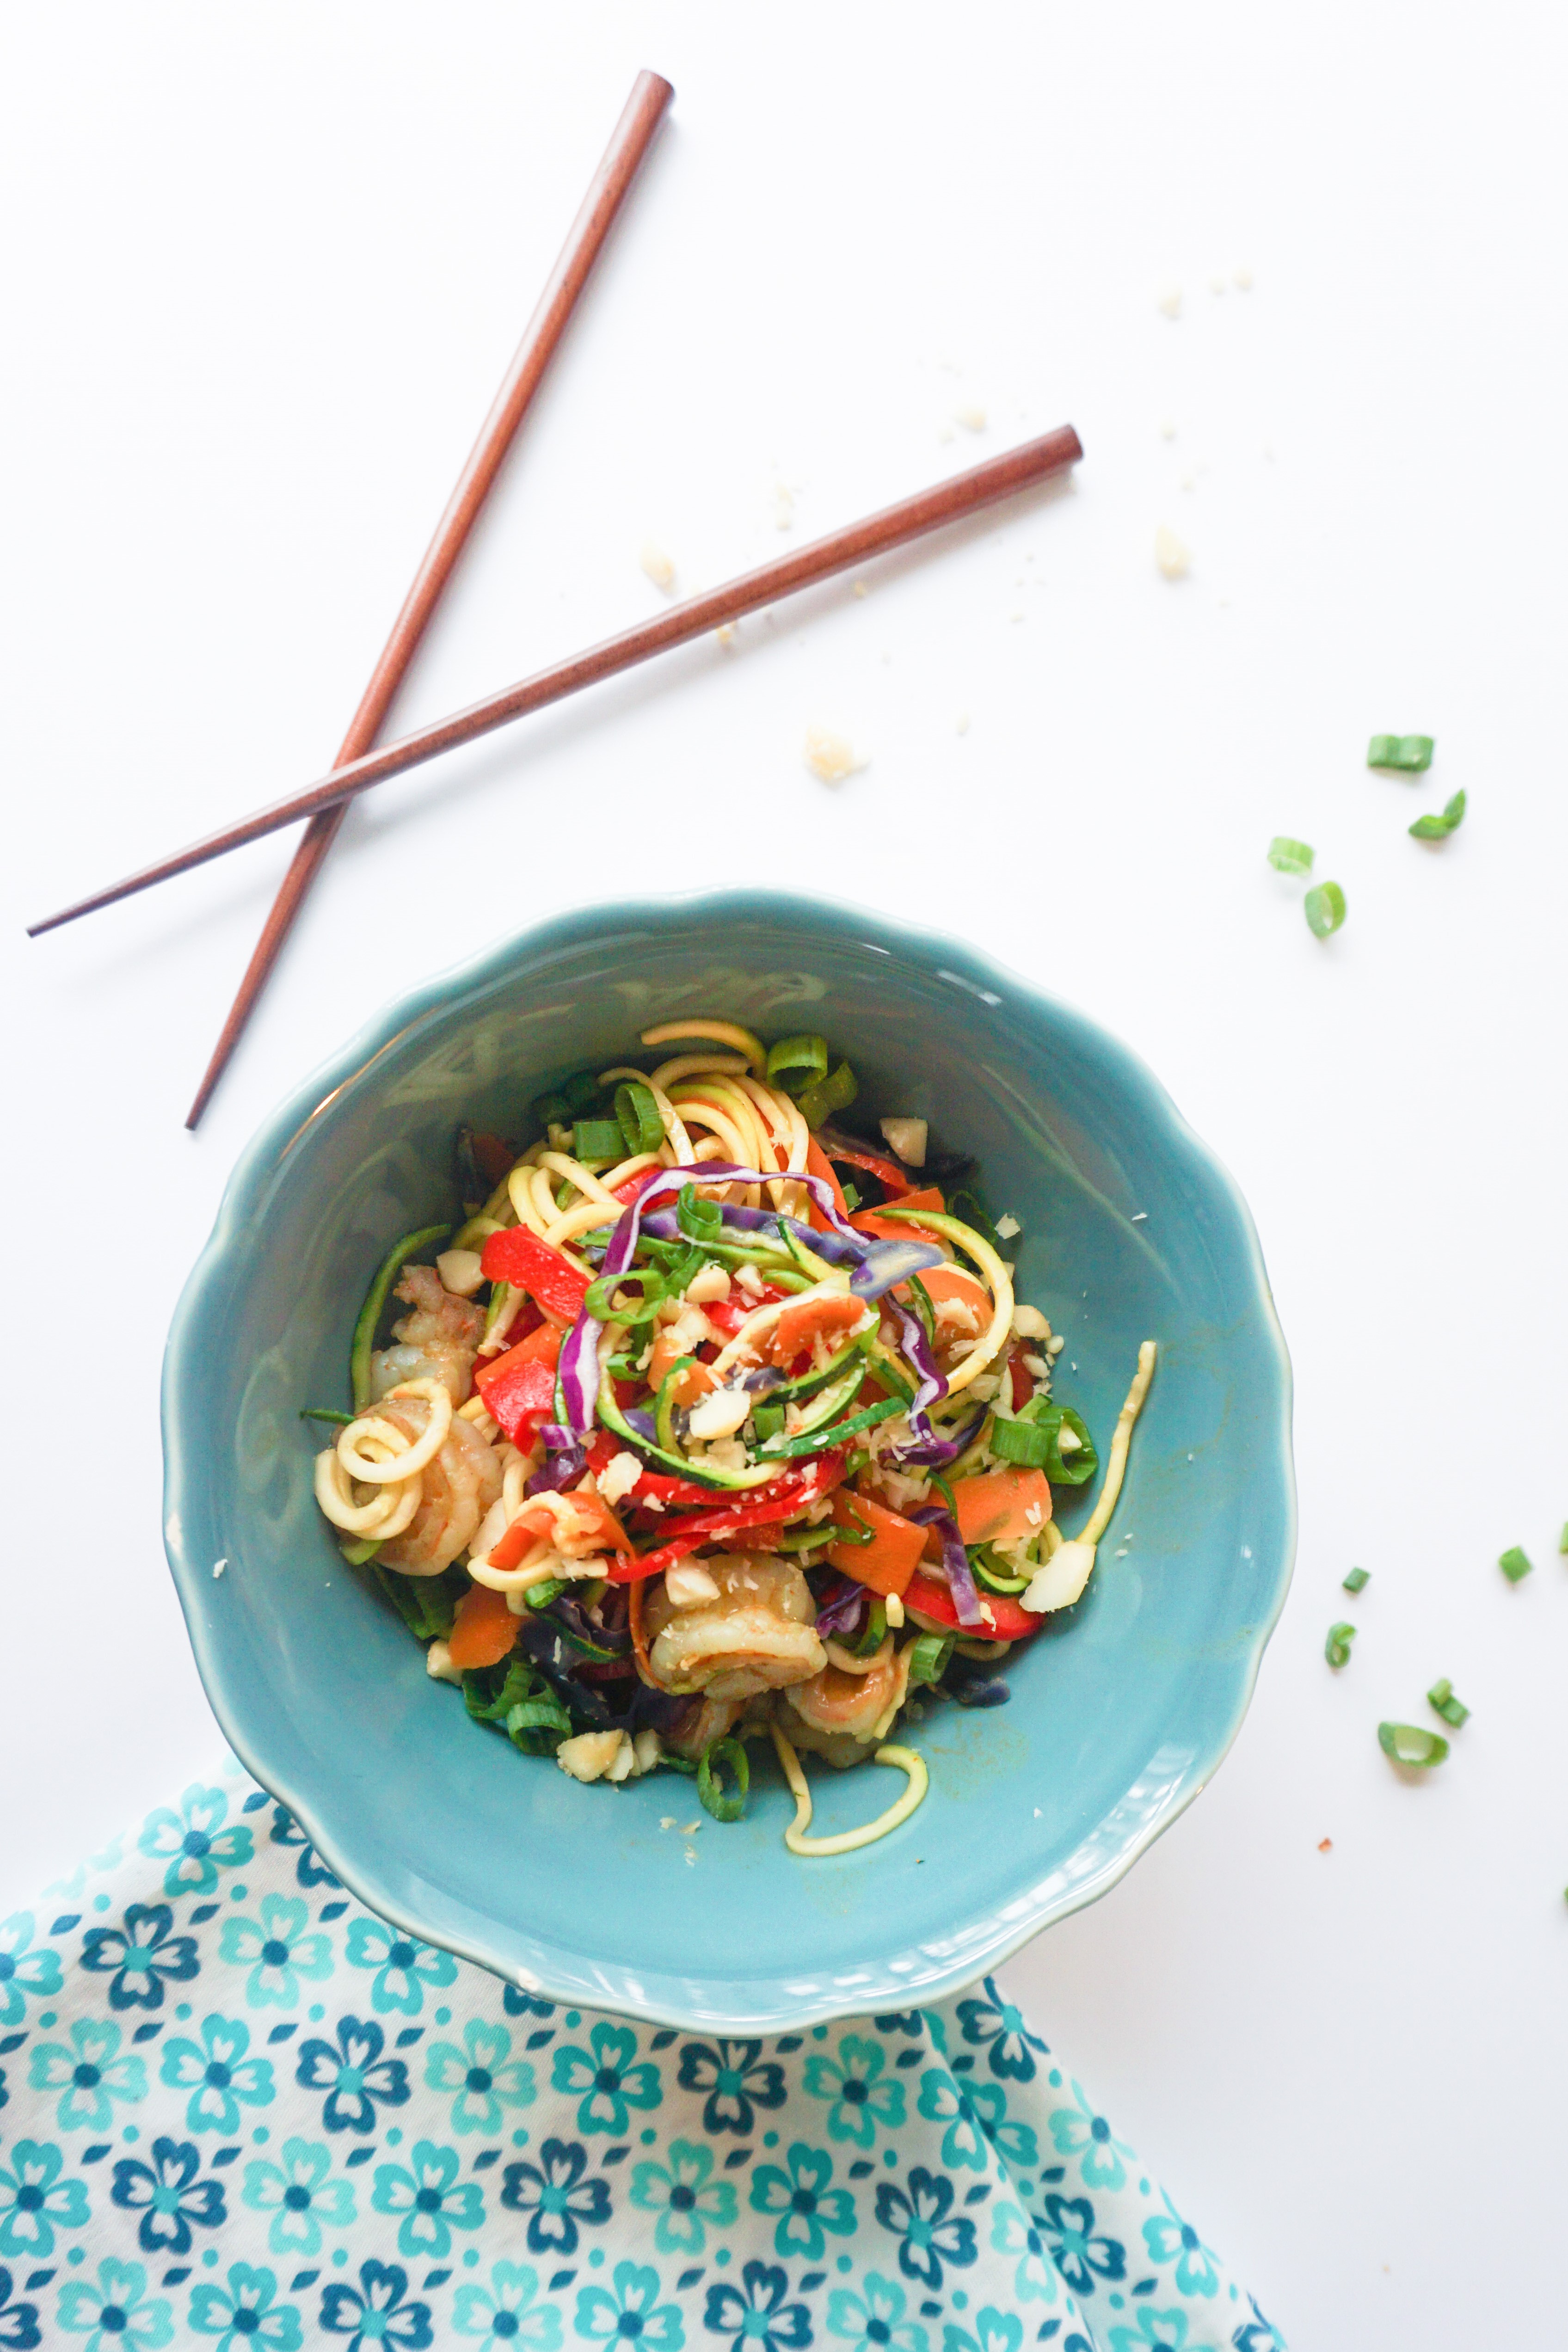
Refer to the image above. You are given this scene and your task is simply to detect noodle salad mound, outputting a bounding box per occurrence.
[310,1017,1155,1854]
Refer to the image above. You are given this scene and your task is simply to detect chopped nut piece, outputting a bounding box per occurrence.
[1156,282,1182,318]
[639,541,676,592]
[804,726,866,785]
[1155,524,1191,579]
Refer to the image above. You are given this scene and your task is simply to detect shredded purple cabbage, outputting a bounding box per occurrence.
[909,1503,985,1627]
[849,1237,945,1301]
[814,1577,869,1638]
[892,1400,986,1471]
[527,1423,587,1495]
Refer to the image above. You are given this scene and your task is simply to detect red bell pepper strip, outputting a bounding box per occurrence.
[605,1449,846,1584]
[703,1285,789,1339]
[818,1136,914,1195]
[904,1568,1039,1641]
[610,1167,665,1208]
[1008,1345,1033,1414]
[584,1429,717,1511]
[488,1487,634,1574]
[469,1130,519,1184]
[804,1137,849,1231]
[480,1228,590,1321]
[473,1323,562,1448]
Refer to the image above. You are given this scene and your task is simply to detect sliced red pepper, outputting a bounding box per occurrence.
[848,1186,946,1242]
[904,1568,1039,1641]
[488,1487,634,1573]
[610,1167,664,1208]
[469,1130,519,1184]
[480,1228,591,1320]
[605,1449,846,1584]
[473,1324,562,1447]
[804,1137,848,1232]
[584,1429,717,1511]
[1008,1346,1033,1414]
[818,1136,914,1196]
[703,1286,788,1338]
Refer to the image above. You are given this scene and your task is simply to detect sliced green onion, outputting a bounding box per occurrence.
[906,1632,955,1687]
[660,1752,699,1774]
[990,1415,1053,1469]
[1341,1566,1370,1593]
[524,1579,566,1612]
[906,1275,937,1350]
[615,1081,664,1157]
[1378,1720,1449,1768]
[1367,734,1434,772]
[351,1222,452,1412]
[1304,882,1347,940]
[561,1071,603,1114]
[301,1406,354,1426]
[676,1182,724,1243]
[765,1034,829,1089]
[1499,1545,1533,1584]
[531,1090,573,1130]
[757,1394,904,1457]
[1409,790,1466,841]
[795,1060,858,1128]
[374,1563,455,1641]
[697,1736,750,1823]
[573,1118,624,1162]
[1267,835,1314,876]
[972,1549,1030,1596]
[1559,1522,1568,1555]
[584,1267,666,1326]
[751,1400,786,1444]
[1426,1676,1470,1729]
[995,1400,1097,1485]
[840,1181,862,1213]
[947,1189,1001,1250]
[339,1536,381,1567]
[1324,1621,1356,1668]
[849,1597,889,1657]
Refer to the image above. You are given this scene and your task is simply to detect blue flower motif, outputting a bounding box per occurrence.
[78,1902,198,2014]
[1046,2079,1134,2191]
[159,2013,274,2134]
[1107,2311,1214,2352]
[56,2255,173,2351]
[1230,2299,1285,2352]
[503,1988,557,2020]
[110,2135,227,2256]
[188,2261,302,2351]
[500,2138,611,2255]
[940,2310,1021,2352]
[702,2260,812,2352]
[0,2139,90,2258]
[551,2022,661,2136]
[953,1977,1048,2084]
[1141,2191,1219,2298]
[137,1784,253,1901]
[827,2271,926,2352]
[677,2037,785,2137]
[574,2258,684,2349]
[874,2167,976,2290]
[371,2136,484,2259]
[0,2262,42,2352]
[319,2260,431,2351]
[872,2011,925,2038]
[425,2019,535,2136]
[28,2018,147,2132]
[1039,2193,1125,2300]
[267,1803,340,1890]
[987,2202,1060,2307]
[43,1834,127,1905]
[629,2138,736,2255]
[241,2136,356,2257]
[343,1916,456,2016]
[217,1895,332,2011]
[801,2035,905,2150]
[452,2260,562,2350]
[0,1915,62,2030]
[295,2014,411,2135]
[749,2142,855,2261]
[915,2069,1039,2175]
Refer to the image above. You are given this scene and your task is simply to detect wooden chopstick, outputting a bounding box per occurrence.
[181,69,674,1128]
[29,425,1081,940]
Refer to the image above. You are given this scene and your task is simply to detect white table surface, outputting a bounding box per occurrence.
[6,6,1567,2340]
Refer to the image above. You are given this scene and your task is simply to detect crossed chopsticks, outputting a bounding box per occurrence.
[27,71,1082,1123]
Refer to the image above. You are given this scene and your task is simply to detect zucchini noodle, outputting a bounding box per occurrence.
[640,1020,767,1074]
[770,1725,928,1855]
[886,1209,1015,1393]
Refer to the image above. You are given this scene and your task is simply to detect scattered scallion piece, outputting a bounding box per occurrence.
[1409,790,1465,841]
[531,1089,573,1130]
[1304,882,1347,939]
[1426,1676,1470,1729]
[1378,1720,1449,1768]
[676,1181,724,1244]
[561,1070,602,1114]
[1367,734,1434,772]
[1324,1621,1356,1668]
[614,1081,664,1158]
[766,1034,830,1089]
[1560,1522,1568,1555]
[907,1632,955,1687]
[1499,1545,1533,1584]
[1267,835,1314,877]
[301,1406,354,1426]
[794,1059,858,1128]
[1342,1566,1370,1594]
[573,1118,624,1162]
[697,1736,750,1823]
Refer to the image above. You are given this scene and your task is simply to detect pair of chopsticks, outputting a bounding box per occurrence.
[28,86,1084,1118]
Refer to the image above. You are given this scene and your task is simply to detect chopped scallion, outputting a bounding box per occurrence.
[301,1406,354,1426]
[1367,733,1434,772]
[1377,1720,1449,1767]
[697,1736,750,1823]
[676,1182,724,1243]
[766,1033,829,1088]
[1426,1676,1469,1729]
[1324,1621,1356,1668]
[1499,1545,1533,1584]
[561,1071,603,1114]
[614,1081,664,1157]
[572,1118,624,1162]
[795,1059,858,1127]
[1267,835,1314,877]
[906,1632,955,1687]
[531,1090,573,1130]
[1409,790,1466,841]
[1304,882,1347,939]
[1341,1566,1370,1594]
[1560,1522,1568,1555]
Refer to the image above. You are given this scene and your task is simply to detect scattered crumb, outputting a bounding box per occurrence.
[1131,1211,1148,1223]
[1046,1335,1065,1356]
[715,622,737,648]
[995,1212,1021,1240]
[1160,417,1177,440]
[681,1821,701,1836]
[212,1558,228,1580]
[852,579,868,598]
[659,1817,677,1831]
[774,485,794,531]
[1156,282,1182,319]
[1233,264,1254,291]
[684,1848,697,1866]
[804,726,867,785]
[1180,468,1196,492]
[955,712,970,735]
[639,541,676,593]
[1154,524,1191,580]
[953,403,987,432]
[1318,1838,1333,1853]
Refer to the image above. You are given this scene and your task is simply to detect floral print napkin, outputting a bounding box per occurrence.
[0,1760,1285,2352]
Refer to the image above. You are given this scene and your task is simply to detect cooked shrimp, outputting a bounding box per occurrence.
[642,1552,825,1701]
[785,1635,902,1739]
[377,1396,503,1574]
[370,1265,484,1407]
[664,1695,743,1761]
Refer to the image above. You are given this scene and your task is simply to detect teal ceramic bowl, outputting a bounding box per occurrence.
[163,892,1294,2030]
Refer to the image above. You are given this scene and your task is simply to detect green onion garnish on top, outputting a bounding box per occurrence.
[1304,882,1347,939]
[697,1736,750,1823]
[1378,1720,1449,1767]
[1560,1522,1568,1556]
[1499,1545,1534,1584]
[1426,1677,1470,1729]
[1341,1566,1370,1593]
[615,1080,664,1157]
[573,1117,625,1162]
[1367,733,1434,772]
[795,1059,858,1127]
[1267,836,1314,877]
[1409,790,1466,841]
[766,1033,830,1089]
[1324,1621,1356,1668]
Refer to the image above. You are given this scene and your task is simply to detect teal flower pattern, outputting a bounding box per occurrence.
[574,2258,684,2349]
[424,2019,535,2135]
[629,2137,737,2254]
[941,2312,1021,2352]
[1140,2191,1219,2298]
[0,2139,90,2258]
[218,1895,332,2010]
[551,2021,662,2135]
[1046,2081,1134,2192]
[28,2017,147,2132]
[826,2269,928,2352]
[56,2257,173,2351]
[343,1916,457,2016]
[987,2201,1061,2307]
[371,2136,485,2258]
[159,2012,275,2133]
[240,2136,356,2256]
[916,2071,1036,2176]
[803,2034,906,2149]
[78,1903,198,2015]
[1106,2310,1216,2352]
[750,2141,855,2260]
[0,1915,62,2029]
[953,1981,1048,2086]
[137,1783,254,1901]
[452,2260,562,2350]
[188,2261,302,2351]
